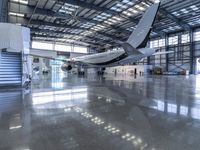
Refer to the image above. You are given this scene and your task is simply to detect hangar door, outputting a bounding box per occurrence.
[0,51,22,86]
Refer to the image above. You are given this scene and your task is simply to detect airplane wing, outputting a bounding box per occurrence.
[28,53,94,68]
[152,51,174,55]
[29,54,68,62]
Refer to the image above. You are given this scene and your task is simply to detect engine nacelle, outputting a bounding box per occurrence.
[61,63,72,71]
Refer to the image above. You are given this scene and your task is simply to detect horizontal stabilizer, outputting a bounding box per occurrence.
[152,51,174,55]
[121,42,142,55]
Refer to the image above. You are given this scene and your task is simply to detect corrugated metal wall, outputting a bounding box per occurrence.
[0,51,22,86]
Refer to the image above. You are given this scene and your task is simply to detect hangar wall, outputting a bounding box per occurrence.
[138,29,200,74]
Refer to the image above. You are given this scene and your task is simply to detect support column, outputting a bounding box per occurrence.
[147,57,150,65]
[165,34,169,72]
[0,0,8,22]
[190,29,194,74]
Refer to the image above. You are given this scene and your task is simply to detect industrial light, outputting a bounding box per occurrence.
[11,0,28,4]
[9,12,25,17]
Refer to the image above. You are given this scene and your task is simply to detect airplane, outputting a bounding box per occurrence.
[31,2,173,71]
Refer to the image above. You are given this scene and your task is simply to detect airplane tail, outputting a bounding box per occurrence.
[122,2,160,55]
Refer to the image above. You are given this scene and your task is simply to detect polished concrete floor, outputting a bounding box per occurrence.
[0,74,200,150]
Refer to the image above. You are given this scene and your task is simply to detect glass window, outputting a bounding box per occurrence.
[74,46,88,53]
[194,31,200,41]
[180,105,188,116]
[150,40,158,48]
[158,39,165,47]
[32,41,53,50]
[55,44,71,52]
[191,107,200,120]
[168,103,177,113]
[181,34,190,43]
[168,36,178,45]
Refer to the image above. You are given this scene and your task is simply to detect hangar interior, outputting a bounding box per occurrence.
[1,0,200,150]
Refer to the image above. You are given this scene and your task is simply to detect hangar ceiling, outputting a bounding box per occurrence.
[5,0,200,50]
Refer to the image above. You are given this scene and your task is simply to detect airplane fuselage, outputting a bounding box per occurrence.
[72,48,156,67]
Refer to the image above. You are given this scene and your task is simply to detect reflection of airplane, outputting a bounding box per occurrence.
[31,2,172,71]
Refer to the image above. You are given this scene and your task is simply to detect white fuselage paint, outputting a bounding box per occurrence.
[72,48,156,67]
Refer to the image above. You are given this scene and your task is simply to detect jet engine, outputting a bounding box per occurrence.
[61,63,73,71]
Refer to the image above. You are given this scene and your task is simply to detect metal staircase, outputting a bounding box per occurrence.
[0,51,22,86]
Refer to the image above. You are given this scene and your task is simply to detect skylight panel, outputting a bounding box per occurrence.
[72,35,82,40]
[80,23,95,29]
[101,13,112,17]
[70,29,83,34]
[122,11,132,16]
[116,3,128,9]
[150,0,160,3]
[181,9,189,14]
[128,8,138,14]
[9,12,24,17]
[190,5,199,11]
[172,12,180,16]
[141,2,150,7]
[112,16,122,21]
[91,24,106,31]
[110,0,135,13]
[63,3,79,8]
[104,20,113,25]
[93,13,112,22]
[122,0,134,6]
[81,31,93,36]
[59,3,79,14]
[110,6,123,12]
[122,0,131,3]
[134,5,145,11]
[11,0,28,4]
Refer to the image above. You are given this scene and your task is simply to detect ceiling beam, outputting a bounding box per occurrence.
[31,34,99,47]
[30,28,116,46]
[159,8,191,31]
[26,19,123,41]
[9,2,130,38]
[9,2,72,20]
[58,0,165,37]
[55,0,118,15]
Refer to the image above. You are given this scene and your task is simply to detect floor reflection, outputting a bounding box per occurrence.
[151,99,200,120]
[1,75,200,149]
[72,106,154,150]
[32,87,88,109]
